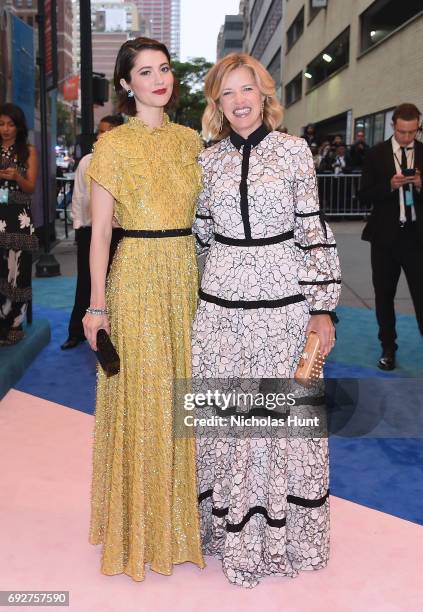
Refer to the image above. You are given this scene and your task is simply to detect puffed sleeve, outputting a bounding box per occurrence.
[293,139,341,318]
[193,151,214,256]
[86,134,122,202]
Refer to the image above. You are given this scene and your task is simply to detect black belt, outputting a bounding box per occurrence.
[214,230,294,246]
[122,228,192,238]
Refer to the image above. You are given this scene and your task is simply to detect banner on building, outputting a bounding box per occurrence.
[63,75,80,101]
[44,0,58,91]
[11,15,35,129]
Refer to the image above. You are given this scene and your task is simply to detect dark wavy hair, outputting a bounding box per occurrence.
[0,103,30,166]
[113,37,179,116]
[392,103,421,124]
[99,114,125,127]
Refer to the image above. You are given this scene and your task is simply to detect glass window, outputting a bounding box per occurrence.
[267,48,281,89]
[309,0,327,22]
[285,72,302,106]
[355,108,395,146]
[250,0,265,33]
[251,0,283,60]
[224,40,243,50]
[287,6,304,51]
[374,112,385,144]
[305,27,349,91]
[360,0,422,52]
[226,21,243,31]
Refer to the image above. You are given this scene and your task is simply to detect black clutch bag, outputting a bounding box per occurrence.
[95,329,120,377]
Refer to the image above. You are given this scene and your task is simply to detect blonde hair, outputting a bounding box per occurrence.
[202,53,284,141]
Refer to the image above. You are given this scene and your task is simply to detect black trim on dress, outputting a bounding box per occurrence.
[215,230,294,246]
[298,279,341,286]
[198,489,330,531]
[194,234,210,248]
[196,213,213,220]
[310,310,339,324]
[199,290,305,309]
[295,242,337,250]
[229,124,270,241]
[122,228,191,238]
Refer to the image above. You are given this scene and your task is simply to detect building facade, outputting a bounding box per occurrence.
[216,14,244,60]
[130,0,180,58]
[244,0,283,98]
[282,0,423,143]
[57,0,73,95]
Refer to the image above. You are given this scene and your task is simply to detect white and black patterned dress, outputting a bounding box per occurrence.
[192,125,341,587]
[0,145,37,341]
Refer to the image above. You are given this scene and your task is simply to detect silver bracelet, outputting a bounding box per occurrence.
[86,307,108,316]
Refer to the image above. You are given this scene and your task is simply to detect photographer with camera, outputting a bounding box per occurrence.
[360,103,423,370]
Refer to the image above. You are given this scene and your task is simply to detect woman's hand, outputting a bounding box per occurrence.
[0,167,18,181]
[83,312,110,351]
[305,314,335,357]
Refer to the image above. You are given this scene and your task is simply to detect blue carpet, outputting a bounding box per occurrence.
[0,318,51,400]
[329,305,423,378]
[11,276,423,526]
[15,304,96,414]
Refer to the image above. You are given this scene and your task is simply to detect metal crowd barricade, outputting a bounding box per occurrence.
[56,175,75,238]
[317,173,369,217]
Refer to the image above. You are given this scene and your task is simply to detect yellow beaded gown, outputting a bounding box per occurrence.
[86,115,205,581]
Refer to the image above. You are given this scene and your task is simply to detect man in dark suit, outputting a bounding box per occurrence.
[360,103,423,370]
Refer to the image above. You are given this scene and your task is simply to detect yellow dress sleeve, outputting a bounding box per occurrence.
[86,134,122,202]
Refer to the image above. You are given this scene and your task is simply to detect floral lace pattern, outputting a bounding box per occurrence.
[192,131,341,587]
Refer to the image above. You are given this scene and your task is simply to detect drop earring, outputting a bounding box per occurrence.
[261,100,265,121]
[219,110,224,133]
[127,89,134,98]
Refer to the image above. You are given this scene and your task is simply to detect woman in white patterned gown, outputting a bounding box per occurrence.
[192,54,341,587]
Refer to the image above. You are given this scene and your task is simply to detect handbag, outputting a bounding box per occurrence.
[294,331,325,385]
[95,329,120,377]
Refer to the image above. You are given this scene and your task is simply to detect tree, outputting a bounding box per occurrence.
[170,57,213,133]
[57,100,74,147]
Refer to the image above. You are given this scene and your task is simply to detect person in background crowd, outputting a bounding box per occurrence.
[332,143,352,174]
[0,103,38,345]
[332,134,343,147]
[318,140,337,172]
[349,130,370,169]
[61,115,124,350]
[303,122,317,146]
[360,103,423,370]
[310,141,321,170]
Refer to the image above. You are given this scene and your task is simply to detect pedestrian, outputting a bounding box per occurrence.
[83,37,204,580]
[192,52,341,587]
[61,115,124,350]
[349,130,369,170]
[310,141,321,170]
[0,103,38,345]
[332,143,351,174]
[360,103,423,370]
[303,122,317,146]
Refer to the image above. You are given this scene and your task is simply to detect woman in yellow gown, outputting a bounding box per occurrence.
[83,37,204,581]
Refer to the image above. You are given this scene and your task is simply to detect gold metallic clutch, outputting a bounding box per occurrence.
[295,332,325,384]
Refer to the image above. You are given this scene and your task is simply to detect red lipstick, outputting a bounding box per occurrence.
[152,88,167,95]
